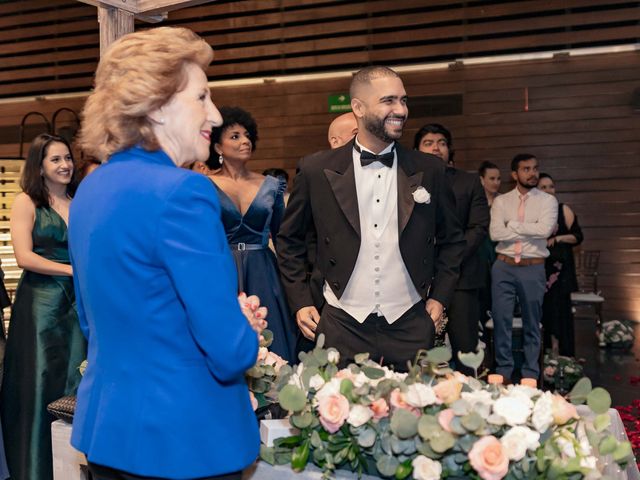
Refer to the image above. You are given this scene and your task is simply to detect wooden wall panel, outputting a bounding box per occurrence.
[0,2,639,320]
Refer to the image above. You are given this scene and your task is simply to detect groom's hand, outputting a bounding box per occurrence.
[426,299,444,330]
[296,306,320,341]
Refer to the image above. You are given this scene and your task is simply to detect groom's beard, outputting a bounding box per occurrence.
[363,112,405,144]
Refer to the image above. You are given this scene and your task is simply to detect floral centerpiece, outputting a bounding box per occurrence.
[543,354,585,394]
[598,320,635,350]
[261,335,633,479]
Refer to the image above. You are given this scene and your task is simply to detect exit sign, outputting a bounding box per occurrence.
[328,94,351,113]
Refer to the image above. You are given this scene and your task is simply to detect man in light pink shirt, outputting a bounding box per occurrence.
[490,153,557,383]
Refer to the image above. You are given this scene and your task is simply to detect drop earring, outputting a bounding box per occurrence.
[218,154,224,165]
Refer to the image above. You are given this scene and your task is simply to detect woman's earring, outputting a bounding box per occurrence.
[218,154,224,165]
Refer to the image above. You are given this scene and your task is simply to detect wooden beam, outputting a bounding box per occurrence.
[78,0,214,16]
[97,5,134,56]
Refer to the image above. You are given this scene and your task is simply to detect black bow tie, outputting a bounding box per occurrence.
[355,144,395,168]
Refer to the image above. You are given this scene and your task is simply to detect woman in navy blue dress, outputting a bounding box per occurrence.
[210,107,297,363]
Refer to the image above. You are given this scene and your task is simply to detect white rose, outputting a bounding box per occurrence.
[412,186,431,204]
[461,389,494,408]
[411,455,441,480]
[327,349,340,364]
[309,374,326,391]
[508,384,538,400]
[353,372,370,389]
[315,377,342,403]
[556,436,577,458]
[580,456,597,470]
[493,396,531,426]
[405,383,438,408]
[531,392,554,433]
[347,404,373,428]
[500,426,540,461]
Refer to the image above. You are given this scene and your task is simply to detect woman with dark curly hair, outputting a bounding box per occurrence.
[210,107,296,362]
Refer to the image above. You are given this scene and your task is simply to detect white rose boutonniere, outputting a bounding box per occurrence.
[412,186,431,204]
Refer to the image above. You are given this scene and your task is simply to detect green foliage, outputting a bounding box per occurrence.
[568,377,592,405]
[586,387,611,415]
[390,409,419,439]
[278,385,306,412]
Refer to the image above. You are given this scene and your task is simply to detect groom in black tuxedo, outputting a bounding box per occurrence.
[277,66,465,370]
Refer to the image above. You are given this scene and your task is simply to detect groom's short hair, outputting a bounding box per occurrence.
[350,66,400,99]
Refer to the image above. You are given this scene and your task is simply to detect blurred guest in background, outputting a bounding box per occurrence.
[477,161,502,328]
[414,123,489,375]
[327,112,358,149]
[70,27,265,480]
[1,133,85,480]
[210,107,297,363]
[538,173,583,356]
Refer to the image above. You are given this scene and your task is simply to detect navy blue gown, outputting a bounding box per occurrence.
[214,176,297,363]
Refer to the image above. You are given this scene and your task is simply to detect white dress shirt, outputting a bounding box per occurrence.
[490,187,558,259]
[323,139,421,324]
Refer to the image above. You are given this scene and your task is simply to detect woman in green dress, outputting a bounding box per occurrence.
[0,133,86,480]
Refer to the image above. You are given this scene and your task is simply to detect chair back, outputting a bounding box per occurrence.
[574,250,600,294]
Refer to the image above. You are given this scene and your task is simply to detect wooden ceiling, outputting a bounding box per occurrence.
[0,0,639,98]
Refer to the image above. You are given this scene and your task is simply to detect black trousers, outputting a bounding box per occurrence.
[446,288,480,376]
[87,463,242,480]
[317,301,434,372]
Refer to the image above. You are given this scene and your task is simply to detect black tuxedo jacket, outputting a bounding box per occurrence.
[445,167,490,290]
[276,140,465,315]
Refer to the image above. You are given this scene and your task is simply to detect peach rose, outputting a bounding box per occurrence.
[317,394,350,433]
[551,394,579,425]
[389,388,421,417]
[249,391,258,411]
[438,408,456,433]
[433,378,463,405]
[468,436,509,480]
[370,398,390,420]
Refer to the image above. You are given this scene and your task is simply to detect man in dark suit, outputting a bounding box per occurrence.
[277,66,465,370]
[414,123,489,375]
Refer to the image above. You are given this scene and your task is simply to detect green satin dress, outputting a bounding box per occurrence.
[0,206,87,480]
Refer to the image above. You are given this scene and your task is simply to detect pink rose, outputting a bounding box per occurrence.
[551,394,579,425]
[370,398,390,420]
[433,378,463,405]
[468,436,509,480]
[438,408,455,433]
[317,394,350,433]
[264,351,288,373]
[389,388,421,417]
[249,391,258,411]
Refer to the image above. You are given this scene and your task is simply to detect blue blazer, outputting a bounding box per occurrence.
[68,147,259,479]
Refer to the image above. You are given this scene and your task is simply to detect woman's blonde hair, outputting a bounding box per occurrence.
[78,27,213,161]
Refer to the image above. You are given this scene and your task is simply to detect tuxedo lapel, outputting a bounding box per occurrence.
[397,149,423,234]
[324,144,360,236]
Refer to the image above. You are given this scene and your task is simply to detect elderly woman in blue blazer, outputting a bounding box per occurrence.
[68,27,266,480]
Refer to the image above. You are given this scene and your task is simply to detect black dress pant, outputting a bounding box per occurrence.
[447,288,480,376]
[87,463,242,480]
[316,301,435,372]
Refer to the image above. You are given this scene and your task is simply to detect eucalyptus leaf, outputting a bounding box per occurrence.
[451,399,471,416]
[568,377,592,405]
[390,409,419,439]
[612,441,633,462]
[260,445,275,464]
[362,366,386,380]
[340,379,354,398]
[429,430,456,453]
[417,414,440,440]
[278,384,307,413]
[461,411,484,432]
[599,435,617,456]
[587,387,611,415]
[594,413,611,432]
[357,426,377,448]
[315,333,325,349]
[354,352,370,364]
[449,416,467,436]
[310,430,323,449]
[313,348,329,366]
[426,346,452,364]
[458,350,484,371]
[416,440,441,459]
[291,412,313,429]
[376,455,399,477]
